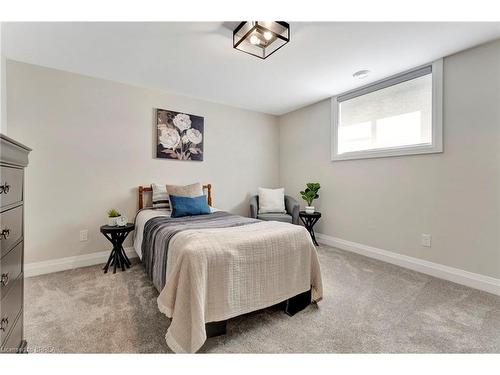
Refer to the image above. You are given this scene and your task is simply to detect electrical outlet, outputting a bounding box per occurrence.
[80,229,88,242]
[421,234,431,247]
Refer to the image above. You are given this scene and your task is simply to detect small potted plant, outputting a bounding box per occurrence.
[300,183,321,214]
[107,209,121,226]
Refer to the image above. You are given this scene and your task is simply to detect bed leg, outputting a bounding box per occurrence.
[205,320,227,338]
[284,289,312,316]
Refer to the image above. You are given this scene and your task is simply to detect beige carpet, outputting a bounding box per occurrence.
[24,245,500,353]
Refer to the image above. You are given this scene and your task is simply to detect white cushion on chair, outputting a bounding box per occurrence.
[258,187,286,214]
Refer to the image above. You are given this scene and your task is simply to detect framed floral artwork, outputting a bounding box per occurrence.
[155,108,204,161]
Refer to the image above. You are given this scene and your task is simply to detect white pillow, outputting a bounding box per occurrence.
[151,183,170,209]
[166,182,204,198]
[258,187,286,214]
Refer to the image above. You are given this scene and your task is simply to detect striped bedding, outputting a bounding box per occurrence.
[141,211,259,291]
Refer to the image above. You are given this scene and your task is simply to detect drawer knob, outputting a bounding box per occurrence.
[0,317,8,332]
[0,183,10,194]
[0,272,8,287]
[0,228,9,239]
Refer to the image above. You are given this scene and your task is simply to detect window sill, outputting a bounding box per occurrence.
[332,144,443,161]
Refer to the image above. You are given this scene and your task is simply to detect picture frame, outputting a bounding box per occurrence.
[155,108,204,161]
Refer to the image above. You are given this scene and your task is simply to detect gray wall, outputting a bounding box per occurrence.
[7,61,279,263]
[279,40,500,278]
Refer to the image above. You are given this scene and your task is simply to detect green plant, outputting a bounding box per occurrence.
[107,209,121,218]
[300,183,321,206]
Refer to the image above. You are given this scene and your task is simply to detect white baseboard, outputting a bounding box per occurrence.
[316,233,500,296]
[24,247,138,277]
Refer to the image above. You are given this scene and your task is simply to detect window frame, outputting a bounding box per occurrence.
[331,59,443,161]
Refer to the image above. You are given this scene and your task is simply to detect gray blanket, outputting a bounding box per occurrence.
[141,211,259,291]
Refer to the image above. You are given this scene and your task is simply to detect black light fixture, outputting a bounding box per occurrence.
[233,21,290,59]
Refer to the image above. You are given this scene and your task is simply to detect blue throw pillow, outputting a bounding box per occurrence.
[169,194,211,218]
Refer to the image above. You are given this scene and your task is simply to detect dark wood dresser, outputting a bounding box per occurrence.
[0,134,31,353]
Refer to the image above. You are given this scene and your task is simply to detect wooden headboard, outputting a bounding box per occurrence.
[138,184,212,210]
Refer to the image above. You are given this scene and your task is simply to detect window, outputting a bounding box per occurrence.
[332,60,443,161]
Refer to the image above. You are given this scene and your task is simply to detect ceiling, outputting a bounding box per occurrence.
[4,22,500,115]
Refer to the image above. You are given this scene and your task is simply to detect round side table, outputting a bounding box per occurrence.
[299,211,321,246]
[100,223,135,274]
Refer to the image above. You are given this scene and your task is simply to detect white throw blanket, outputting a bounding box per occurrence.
[157,220,323,353]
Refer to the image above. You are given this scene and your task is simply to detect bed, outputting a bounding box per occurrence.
[133,184,323,353]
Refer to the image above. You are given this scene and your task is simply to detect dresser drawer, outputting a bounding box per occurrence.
[0,275,23,345]
[1,310,23,353]
[0,205,23,258]
[0,166,23,209]
[1,241,23,299]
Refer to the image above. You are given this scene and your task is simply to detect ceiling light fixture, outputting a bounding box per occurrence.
[233,21,290,59]
[353,70,370,79]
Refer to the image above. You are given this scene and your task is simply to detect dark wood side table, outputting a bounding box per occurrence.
[299,211,321,246]
[100,223,135,274]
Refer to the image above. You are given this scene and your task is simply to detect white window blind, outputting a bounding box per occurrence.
[332,60,443,161]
